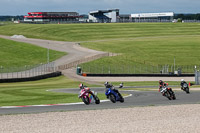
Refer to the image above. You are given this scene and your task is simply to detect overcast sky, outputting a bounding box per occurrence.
[0,0,199,15]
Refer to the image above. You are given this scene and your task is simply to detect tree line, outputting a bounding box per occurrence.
[174,13,200,20]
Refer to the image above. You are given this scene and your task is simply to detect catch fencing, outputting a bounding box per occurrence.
[78,64,200,75]
[0,53,110,79]
[0,62,56,79]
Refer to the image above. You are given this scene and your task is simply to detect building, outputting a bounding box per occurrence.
[118,14,131,23]
[79,14,89,22]
[131,12,174,22]
[89,9,119,23]
[24,12,81,23]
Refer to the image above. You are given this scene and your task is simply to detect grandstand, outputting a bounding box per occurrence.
[89,9,119,23]
[24,12,81,23]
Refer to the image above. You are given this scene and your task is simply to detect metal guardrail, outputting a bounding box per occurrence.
[0,62,55,79]
[0,53,110,79]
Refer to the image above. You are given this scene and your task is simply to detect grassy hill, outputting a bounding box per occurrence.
[79,35,200,74]
[0,38,66,67]
[0,23,200,73]
[0,23,200,42]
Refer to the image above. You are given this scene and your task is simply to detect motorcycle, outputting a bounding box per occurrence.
[79,87,100,105]
[105,84,124,103]
[160,86,176,100]
[181,83,190,94]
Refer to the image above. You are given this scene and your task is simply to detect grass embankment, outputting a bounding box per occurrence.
[0,38,66,67]
[0,76,104,106]
[1,23,200,73]
[0,23,199,42]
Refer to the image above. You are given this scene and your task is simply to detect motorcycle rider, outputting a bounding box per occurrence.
[159,80,167,91]
[180,79,187,90]
[79,83,84,90]
[104,82,122,97]
[158,80,174,95]
[78,83,95,98]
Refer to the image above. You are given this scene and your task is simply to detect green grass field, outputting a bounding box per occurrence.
[1,23,200,73]
[0,76,104,106]
[79,35,200,73]
[0,38,66,67]
[0,23,199,42]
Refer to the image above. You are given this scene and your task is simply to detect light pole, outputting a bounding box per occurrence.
[174,56,175,73]
[47,48,49,64]
[47,42,50,64]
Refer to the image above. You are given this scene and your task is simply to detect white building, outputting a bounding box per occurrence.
[131,12,174,22]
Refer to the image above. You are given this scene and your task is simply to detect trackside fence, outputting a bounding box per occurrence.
[0,62,56,79]
[78,64,200,74]
[0,53,110,79]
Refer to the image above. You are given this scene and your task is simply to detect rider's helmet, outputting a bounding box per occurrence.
[104,81,109,86]
[119,82,123,88]
[79,83,83,89]
[181,79,184,82]
[159,80,163,85]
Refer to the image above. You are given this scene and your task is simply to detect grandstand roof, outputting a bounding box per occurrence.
[90,9,119,14]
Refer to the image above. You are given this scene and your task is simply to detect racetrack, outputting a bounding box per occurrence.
[0,87,199,115]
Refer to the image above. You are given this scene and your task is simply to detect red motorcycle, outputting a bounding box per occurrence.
[79,87,100,105]
[159,86,176,100]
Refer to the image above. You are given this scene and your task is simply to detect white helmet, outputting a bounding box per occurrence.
[104,82,108,86]
[181,79,184,82]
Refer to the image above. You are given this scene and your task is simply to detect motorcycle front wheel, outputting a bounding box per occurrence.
[109,94,116,103]
[185,88,190,94]
[82,96,90,105]
[165,92,171,100]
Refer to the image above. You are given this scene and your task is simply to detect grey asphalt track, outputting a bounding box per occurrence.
[0,87,200,115]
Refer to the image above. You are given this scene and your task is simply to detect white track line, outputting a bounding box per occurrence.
[0,94,132,109]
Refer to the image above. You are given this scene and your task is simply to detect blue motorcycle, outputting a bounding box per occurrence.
[105,88,124,103]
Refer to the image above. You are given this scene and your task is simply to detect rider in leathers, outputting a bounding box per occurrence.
[78,83,95,98]
[104,82,122,98]
[180,79,187,90]
[159,80,173,95]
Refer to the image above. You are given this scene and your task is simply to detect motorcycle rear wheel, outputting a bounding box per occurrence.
[172,94,176,100]
[120,97,124,103]
[94,96,100,104]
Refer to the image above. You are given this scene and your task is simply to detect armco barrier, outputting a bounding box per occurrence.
[0,71,62,83]
[85,73,195,77]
